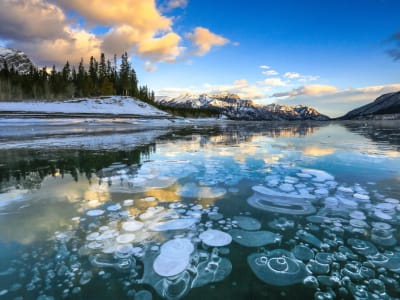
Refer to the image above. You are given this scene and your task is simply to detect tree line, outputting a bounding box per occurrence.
[0,52,221,118]
[0,52,154,102]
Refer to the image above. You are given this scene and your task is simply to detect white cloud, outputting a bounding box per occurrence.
[259,65,270,69]
[145,61,157,72]
[284,72,300,79]
[162,0,188,11]
[262,70,279,76]
[158,79,264,100]
[259,78,287,87]
[273,84,338,97]
[234,79,248,86]
[186,27,230,56]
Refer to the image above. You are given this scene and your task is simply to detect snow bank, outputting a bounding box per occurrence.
[0,96,170,117]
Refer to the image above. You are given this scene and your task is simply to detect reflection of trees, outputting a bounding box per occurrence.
[0,144,155,188]
[342,120,400,150]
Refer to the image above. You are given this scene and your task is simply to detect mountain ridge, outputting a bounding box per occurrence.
[156,93,330,121]
[341,91,400,119]
[0,46,34,74]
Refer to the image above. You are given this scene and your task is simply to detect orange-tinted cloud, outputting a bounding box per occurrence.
[273,84,338,97]
[186,27,230,55]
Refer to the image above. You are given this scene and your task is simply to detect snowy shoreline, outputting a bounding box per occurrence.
[0,96,172,118]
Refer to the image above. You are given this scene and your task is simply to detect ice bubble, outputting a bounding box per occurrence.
[248,193,316,215]
[79,271,92,285]
[347,238,377,257]
[324,197,338,206]
[86,232,100,241]
[123,199,134,206]
[208,212,223,221]
[116,233,136,244]
[317,275,340,288]
[341,262,375,281]
[384,198,399,204]
[374,209,392,220]
[229,229,281,248]
[306,215,328,224]
[279,183,295,192]
[86,209,105,217]
[191,251,232,288]
[252,185,315,200]
[153,255,189,277]
[87,241,103,250]
[149,218,197,232]
[301,169,334,182]
[297,230,325,249]
[353,193,370,201]
[177,183,227,199]
[233,216,261,231]
[337,197,358,208]
[107,203,121,211]
[314,189,329,196]
[371,222,392,230]
[296,172,312,179]
[315,253,333,265]
[371,228,397,247]
[349,219,369,228]
[303,275,319,288]
[122,221,144,232]
[199,230,232,247]
[153,271,191,299]
[0,290,7,296]
[160,238,194,258]
[308,259,330,275]
[268,217,295,231]
[349,211,366,220]
[293,245,314,262]
[248,249,309,286]
[314,291,335,300]
[337,186,353,193]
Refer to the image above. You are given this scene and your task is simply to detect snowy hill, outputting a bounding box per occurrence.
[0,46,34,74]
[0,96,171,117]
[156,93,329,121]
[341,91,400,120]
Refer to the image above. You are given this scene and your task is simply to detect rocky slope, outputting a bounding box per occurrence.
[156,93,330,121]
[0,46,34,74]
[342,91,400,119]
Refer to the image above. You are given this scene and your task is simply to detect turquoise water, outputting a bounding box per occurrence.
[0,121,400,299]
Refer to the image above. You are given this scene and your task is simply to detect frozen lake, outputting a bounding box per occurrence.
[0,120,400,299]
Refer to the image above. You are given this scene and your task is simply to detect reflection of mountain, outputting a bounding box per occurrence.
[196,122,324,146]
[342,120,400,150]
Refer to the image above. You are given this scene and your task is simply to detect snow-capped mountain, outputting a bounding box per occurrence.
[156,93,330,121]
[0,46,34,74]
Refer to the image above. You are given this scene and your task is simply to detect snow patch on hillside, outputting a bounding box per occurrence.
[0,96,170,116]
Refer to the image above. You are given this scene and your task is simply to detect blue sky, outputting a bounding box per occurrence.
[0,0,399,116]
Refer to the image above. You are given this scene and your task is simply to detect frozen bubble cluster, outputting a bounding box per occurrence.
[248,249,308,286]
[2,155,400,300]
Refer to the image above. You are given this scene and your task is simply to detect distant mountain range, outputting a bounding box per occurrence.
[156,93,330,121]
[0,46,34,74]
[1,45,399,121]
[341,91,400,120]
